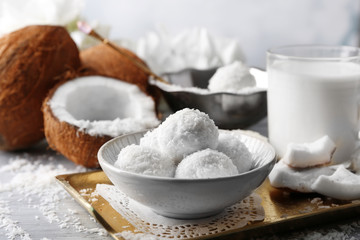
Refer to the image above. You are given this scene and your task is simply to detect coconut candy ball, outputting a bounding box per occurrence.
[217,131,253,173]
[115,144,176,177]
[140,108,219,163]
[208,61,255,93]
[175,149,238,179]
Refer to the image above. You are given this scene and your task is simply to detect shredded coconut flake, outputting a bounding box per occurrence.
[0,200,31,240]
[0,155,108,239]
[310,197,323,205]
[116,230,159,240]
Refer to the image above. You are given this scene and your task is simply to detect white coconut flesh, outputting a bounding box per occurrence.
[49,76,160,137]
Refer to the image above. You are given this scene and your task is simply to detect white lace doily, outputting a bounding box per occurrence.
[96,184,264,239]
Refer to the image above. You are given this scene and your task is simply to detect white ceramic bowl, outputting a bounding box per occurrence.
[98,130,276,219]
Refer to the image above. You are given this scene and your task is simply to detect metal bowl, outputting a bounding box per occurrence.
[151,68,267,129]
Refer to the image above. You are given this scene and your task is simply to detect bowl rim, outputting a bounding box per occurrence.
[160,66,218,76]
[150,80,267,97]
[160,66,266,77]
[150,66,267,96]
[98,130,276,183]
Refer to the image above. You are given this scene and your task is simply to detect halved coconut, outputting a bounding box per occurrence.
[0,25,80,150]
[43,75,160,168]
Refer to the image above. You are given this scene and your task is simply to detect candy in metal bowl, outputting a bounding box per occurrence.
[98,130,276,219]
[151,68,267,129]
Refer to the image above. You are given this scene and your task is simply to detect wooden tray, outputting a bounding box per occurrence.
[56,171,360,239]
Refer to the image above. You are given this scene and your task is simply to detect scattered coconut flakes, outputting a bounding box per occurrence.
[79,188,100,204]
[68,209,78,215]
[79,188,93,197]
[115,230,159,240]
[79,188,92,194]
[298,206,314,214]
[310,197,323,205]
[0,199,31,240]
[89,191,100,203]
[318,206,331,209]
[89,198,99,204]
[0,155,108,239]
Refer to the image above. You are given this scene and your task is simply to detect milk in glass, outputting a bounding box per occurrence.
[268,60,360,163]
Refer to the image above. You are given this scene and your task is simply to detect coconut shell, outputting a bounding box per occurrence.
[80,44,160,101]
[43,87,111,168]
[0,25,80,150]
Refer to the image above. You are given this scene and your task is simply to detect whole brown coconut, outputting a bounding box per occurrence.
[0,25,80,150]
[80,44,159,100]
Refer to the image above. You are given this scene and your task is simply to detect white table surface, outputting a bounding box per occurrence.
[1,117,360,240]
[0,141,113,240]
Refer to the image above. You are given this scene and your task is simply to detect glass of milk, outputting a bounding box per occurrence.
[267,45,360,163]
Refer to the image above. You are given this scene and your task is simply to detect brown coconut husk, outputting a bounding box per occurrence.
[42,75,161,168]
[0,25,81,150]
[43,76,157,168]
[42,89,111,168]
[79,43,161,102]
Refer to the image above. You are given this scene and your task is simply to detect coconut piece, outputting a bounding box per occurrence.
[282,136,336,168]
[80,43,159,101]
[43,76,159,168]
[269,160,336,192]
[140,108,219,164]
[0,25,80,150]
[175,149,238,179]
[115,144,176,177]
[312,165,360,200]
